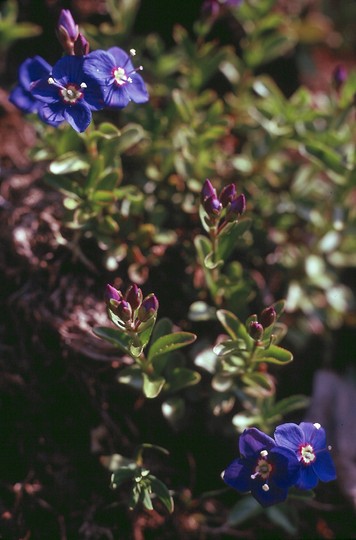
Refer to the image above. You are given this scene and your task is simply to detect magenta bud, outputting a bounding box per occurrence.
[58,9,78,41]
[138,294,159,322]
[201,179,217,203]
[203,195,222,217]
[219,183,237,207]
[260,306,277,328]
[74,33,90,56]
[126,284,143,311]
[249,321,264,341]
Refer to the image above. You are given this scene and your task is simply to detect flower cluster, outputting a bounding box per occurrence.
[248,306,277,342]
[222,423,336,507]
[9,9,149,132]
[201,179,246,221]
[106,283,159,332]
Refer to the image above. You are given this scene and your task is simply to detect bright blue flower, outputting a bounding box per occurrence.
[9,56,52,113]
[31,55,104,132]
[83,47,149,108]
[222,428,300,507]
[274,422,337,490]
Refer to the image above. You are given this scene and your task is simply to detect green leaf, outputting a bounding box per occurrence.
[142,487,154,510]
[148,332,197,362]
[217,219,251,261]
[49,152,90,174]
[148,475,174,513]
[142,373,166,399]
[301,140,348,175]
[226,495,263,526]
[85,155,105,189]
[255,344,293,364]
[194,235,213,265]
[93,326,131,356]
[166,368,201,393]
[266,505,298,536]
[267,395,310,419]
[242,372,274,391]
[137,315,157,350]
[111,467,135,488]
[115,123,147,154]
[216,310,252,344]
[117,366,143,391]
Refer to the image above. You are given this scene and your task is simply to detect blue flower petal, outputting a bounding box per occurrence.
[251,482,288,508]
[52,55,85,86]
[222,457,253,492]
[39,102,65,127]
[239,428,275,457]
[270,448,300,488]
[63,103,92,132]
[295,464,319,490]
[83,50,115,84]
[104,85,131,108]
[300,422,326,451]
[312,450,337,482]
[108,47,132,70]
[274,422,304,452]
[128,73,149,103]
[9,85,38,113]
[31,78,60,103]
[19,56,51,89]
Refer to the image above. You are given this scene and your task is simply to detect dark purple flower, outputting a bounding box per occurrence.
[226,193,246,220]
[332,64,347,91]
[31,55,104,132]
[222,428,300,507]
[249,321,263,341]
[57,9,79,54]
[74,33,90,56]
[274,422,336,490]
[83,47,149,108]
[126,284,143,311]
[203,194,222,216]
[106,284,122,304]
[9,56,52,113]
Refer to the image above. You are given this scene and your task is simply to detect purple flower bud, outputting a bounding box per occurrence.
[125,284,143,311]
[58,9,78,41]
[117,299,133,322]
[74,33,90,56]
[201,179,217,203]
[106,284,122,303]
[332,64,347,91]
[219,183,237,207]
[260,307,277,329]
[138,294,159,322]
[249,321,264,341]
[227,193,246,220]
[203,195,222,217]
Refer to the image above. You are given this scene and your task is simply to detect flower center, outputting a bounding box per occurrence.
[300,444,316,465]
[60,83,83,104]
[113,67,132,86]
[251,451,273,482]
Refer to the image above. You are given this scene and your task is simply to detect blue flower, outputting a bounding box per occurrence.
[274,422,337,490]
[9,56,52,113]
[31,55,104,132]
[222,428,300,507]
[83,47,149,108]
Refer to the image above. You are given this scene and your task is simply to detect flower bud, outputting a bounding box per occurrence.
[226,193,246,220]
[332,64,347,91]
[57,9,79,54]
[126,284,143,311]
[219,183,236,207]
[201,179,217,203]
[106,284,122,303]
[138,294,159,322]
[260,306,277,329]
[203,194,222,217]
[249,321,264,341]
[74,33,90,56]
[116,300,132,322]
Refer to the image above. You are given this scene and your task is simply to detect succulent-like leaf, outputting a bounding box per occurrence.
[148,332,197,362]
[148,475,174,513]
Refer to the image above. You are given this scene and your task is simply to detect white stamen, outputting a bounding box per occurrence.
[250,472,259,480]
[80,82,87,88]
[260,450,268,457]
[313,422,321,429]
[130,48,136,56]
[328,445,332,451]
[48,77,55,85]
[262,483,269,492]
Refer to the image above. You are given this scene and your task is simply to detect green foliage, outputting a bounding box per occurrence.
[0,0,41,57]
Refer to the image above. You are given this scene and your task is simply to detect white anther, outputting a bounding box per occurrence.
[313,422,321,429]
[262,483,269,492]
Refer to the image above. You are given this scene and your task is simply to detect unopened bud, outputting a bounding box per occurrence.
[117,300,132,322]
[74,33,90,56]
[260,307,276,329]
[226,193,246,221]
[126,284,143,311]
[138,294,159,322]
[201,179,217,203]
[203,195,222,217]
[106,284,122,303]
[219,183,236,207]
[249,321,264,341]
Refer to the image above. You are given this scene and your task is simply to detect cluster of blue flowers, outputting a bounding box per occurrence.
[222,422,336,507]
[9,9,149,133]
